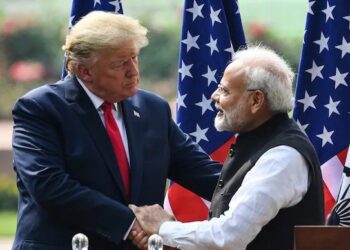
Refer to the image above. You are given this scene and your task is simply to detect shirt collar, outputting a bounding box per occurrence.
[76,77,119,112]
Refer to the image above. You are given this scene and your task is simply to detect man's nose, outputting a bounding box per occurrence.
[211,88,219,102]
[126,58,139,77]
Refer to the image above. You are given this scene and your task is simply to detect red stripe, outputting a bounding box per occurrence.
[210,137,236,163]
[337,147,348,166]
[323,182,336,219]
[168,183,209,222]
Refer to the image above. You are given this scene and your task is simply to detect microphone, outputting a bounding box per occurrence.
[148,234,163,250]
[72,233,89,250]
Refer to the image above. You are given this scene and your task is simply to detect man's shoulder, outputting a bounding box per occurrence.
[281,118,310,141]
[19,76,74,102]
[13,78,75,114]
[135,89,166,101]
[21,84,56,100]
[131,89,168,106]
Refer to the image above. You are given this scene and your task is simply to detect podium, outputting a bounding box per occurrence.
[294,226,350,250]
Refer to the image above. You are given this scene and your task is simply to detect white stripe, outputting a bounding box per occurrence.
[321,155,343,200]
[163,192,175,216]
[345,146,350,168]
[201,198,211,208]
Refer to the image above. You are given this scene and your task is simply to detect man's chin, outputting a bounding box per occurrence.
[214,117,226,132]
[126,86,139,97]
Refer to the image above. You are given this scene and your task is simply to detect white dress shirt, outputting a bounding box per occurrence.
[77,78,130,164]
[159,145,309,250]
[77,78,134,239]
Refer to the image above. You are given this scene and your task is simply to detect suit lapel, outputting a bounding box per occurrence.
[64,76,129,202]
[122,98,144,203]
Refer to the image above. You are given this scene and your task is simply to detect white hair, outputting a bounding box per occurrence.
[233,46,295,113]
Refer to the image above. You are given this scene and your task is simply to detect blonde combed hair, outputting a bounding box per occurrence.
[63,11,149,74]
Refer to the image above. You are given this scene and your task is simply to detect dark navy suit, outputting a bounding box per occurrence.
[12,75,221,250]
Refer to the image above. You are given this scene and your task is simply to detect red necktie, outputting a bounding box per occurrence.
[101,102,130,196]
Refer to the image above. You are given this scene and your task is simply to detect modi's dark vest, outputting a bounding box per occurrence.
[209,113,324,250]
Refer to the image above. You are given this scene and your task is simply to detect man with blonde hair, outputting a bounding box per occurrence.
[130,46,324,250]
[12,11,221,250]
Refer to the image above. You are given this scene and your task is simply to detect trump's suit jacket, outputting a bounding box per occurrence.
[12,75,221,250]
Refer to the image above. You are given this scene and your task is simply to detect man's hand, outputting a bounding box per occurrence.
[128,220,148,249]
[129,204,175,235]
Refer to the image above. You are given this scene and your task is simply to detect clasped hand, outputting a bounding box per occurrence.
[128,204,175,249]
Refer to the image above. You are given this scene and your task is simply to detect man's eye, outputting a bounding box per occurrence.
[217,85,227,94]
[221,89,229,95]
[112,61,125,68]
[112,56,137,69]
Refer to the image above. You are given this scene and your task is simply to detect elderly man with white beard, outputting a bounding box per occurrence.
[129,46,325,250]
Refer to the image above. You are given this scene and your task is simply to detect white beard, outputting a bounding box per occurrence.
[214,112,232,132]
[214,101,246,133]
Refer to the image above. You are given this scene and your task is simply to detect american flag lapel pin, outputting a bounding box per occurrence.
[133,110,140,118]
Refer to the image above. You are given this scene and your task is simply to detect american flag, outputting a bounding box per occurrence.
[165,0,246,222]
[68,0,123,27]
[293,0,350,217]
[62,0,123,77]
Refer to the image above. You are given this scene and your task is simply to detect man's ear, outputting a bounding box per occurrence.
[251,90,265,114]
[77,64,92,82]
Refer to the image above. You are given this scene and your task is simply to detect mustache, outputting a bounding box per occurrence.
[215,103,223,113]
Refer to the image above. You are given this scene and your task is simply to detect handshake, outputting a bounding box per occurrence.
[128,204,175,250]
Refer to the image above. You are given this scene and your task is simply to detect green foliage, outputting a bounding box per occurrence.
[139,25,180,81]
[0,80,42,119]
[0,211,17,237]
[239,0,307,39]
[0,16,65,119]
[0,175,18,211]
[1,21,65,78]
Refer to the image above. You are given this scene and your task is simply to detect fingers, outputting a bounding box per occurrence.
[131,230,148,249]
[128,205,150,241]
[129,204,175,235]
[131,220,143,232]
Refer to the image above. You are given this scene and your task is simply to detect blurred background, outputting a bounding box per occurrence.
[0,0,306,247]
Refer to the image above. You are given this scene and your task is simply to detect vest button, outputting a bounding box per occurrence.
[229,148,235,157]
[218,179,224,188]
[229,143,236,157]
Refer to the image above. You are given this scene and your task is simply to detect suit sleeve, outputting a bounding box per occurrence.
[12,97,134,245]
[166,106,222,201]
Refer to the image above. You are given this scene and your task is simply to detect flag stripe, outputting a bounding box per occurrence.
[210,137,236,162]
[168,184,209,222]
[324,182,336,217]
